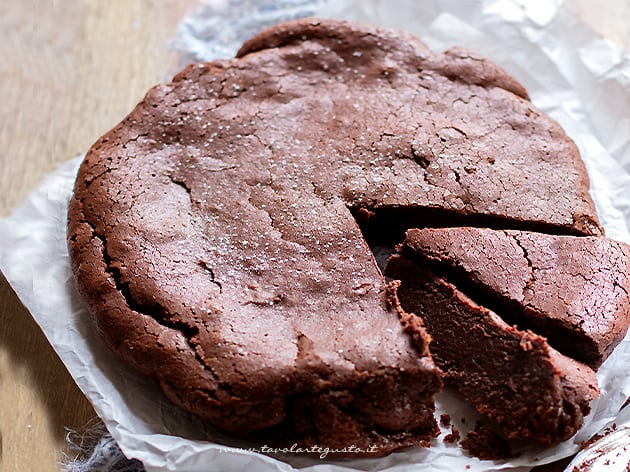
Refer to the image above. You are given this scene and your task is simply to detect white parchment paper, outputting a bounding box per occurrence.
[2,0,630,471]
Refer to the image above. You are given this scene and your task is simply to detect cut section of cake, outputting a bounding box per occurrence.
[386,253,600,444]
[395,227,630,368]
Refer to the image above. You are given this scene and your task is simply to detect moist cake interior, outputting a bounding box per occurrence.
[353,208,601,364]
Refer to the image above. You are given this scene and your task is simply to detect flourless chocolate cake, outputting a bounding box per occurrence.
[67,18,615,456]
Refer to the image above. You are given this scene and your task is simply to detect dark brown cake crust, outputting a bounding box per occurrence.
[68,18,603,454]
[398,227,630,369]
[236,19,601,236]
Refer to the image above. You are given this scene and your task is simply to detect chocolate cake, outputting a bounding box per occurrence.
[386,255,600,444]
[396,227,630,368]
[68,18,609,455]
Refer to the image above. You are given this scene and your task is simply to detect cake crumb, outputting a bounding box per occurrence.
[440,413,451,427]
[443,426,460,444]
[461,423,513,460]
[579,423,619,450]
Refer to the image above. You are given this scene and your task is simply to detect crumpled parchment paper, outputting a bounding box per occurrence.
[2,0,630,471]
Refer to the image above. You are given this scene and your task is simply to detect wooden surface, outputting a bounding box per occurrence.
[0,2,195,470]
[0,1,628,471]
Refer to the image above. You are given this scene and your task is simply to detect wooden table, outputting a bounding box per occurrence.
[1,1,628,470]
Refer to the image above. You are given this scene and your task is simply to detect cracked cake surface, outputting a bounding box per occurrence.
[397,227,630,369]
[68,18,605,454]
[387,227,630,444]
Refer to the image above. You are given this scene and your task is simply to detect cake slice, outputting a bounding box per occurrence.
[386,254,600,444]
[396,227,630,368]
